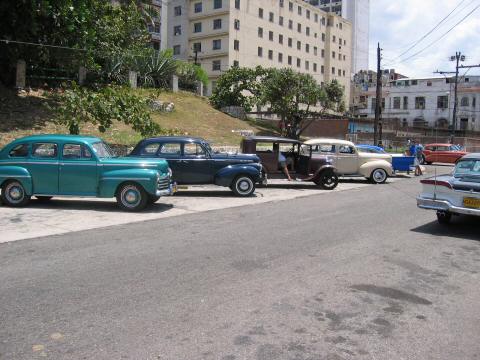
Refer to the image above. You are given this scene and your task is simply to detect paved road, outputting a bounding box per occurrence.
[1,175,479,360]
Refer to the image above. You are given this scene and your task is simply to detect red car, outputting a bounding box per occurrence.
[422,143,468,164]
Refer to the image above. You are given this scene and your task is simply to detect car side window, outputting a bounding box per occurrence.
[158,143,181,157]
[184,143,206,157]
[339,145,355,154]
[32,143,57,158]
[63,144,92,159]
[437,146,448,151]
[8,144,29,157]
[141,143,161,156]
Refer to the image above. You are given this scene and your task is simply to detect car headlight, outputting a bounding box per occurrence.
[168,167,173,178]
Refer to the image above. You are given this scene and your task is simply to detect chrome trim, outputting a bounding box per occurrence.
[99,163,158,167]
[0,174,31,178]
[101,177,151,181]
[156,182,177,197]
[60,162,97,166]
[417,196,480,216]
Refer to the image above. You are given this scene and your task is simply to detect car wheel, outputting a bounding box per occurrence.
[116,183,148,212]
[147,195,161,204]
[370,168,388,184]
[436,211,452,225]
[231,175,255,197]
[1,180,31,207]
[315,171,338,190]
[35,196,53,202]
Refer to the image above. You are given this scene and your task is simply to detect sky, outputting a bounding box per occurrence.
[369,0,480,78]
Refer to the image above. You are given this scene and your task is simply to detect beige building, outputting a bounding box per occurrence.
[157,0,352,103]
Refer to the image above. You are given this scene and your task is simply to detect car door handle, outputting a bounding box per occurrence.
[179,160,189,164]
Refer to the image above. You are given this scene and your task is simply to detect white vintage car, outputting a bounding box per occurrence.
[304,139,393,184]
[417,153,480,224]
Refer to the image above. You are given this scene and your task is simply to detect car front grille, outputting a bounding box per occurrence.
[157,175,170,190]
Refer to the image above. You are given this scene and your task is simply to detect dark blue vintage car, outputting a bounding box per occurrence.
[130,137,264,197]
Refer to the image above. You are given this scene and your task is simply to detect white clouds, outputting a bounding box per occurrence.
[369,0,480,77]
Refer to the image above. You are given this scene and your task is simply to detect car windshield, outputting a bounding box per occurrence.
[358,147,386,154]
[454,159,480,180]
[92,142,115,158]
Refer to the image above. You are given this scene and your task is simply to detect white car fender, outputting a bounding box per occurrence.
[358,160,393,178]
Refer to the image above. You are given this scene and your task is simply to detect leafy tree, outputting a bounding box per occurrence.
[324,79,345,112]
[210,66,266,112]
[259,69,327,139]
[176,62,209,92]
[52,84,162,136]
[131,49,178,88]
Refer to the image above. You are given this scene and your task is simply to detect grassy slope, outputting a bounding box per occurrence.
[0,87,276,147]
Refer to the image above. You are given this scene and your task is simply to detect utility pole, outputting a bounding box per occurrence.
[374,43,382,146]
[434,52,466,142]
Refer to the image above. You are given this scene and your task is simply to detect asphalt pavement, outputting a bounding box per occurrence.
[0,172,479,360]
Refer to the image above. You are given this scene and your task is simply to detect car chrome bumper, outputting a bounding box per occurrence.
[156,182,177,197]
[261,173,268,185]
[416,196,480,216]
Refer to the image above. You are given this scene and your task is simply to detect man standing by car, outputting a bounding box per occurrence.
[275,143,292,181]
[414,142,424,176]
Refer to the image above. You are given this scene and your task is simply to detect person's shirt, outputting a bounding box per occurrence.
[409,144,416,156]
[416,144,424,159]
[278,152,286,163]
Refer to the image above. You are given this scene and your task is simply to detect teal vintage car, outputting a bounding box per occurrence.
[0,135,175,211]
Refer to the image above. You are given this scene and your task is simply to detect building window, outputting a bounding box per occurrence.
[305,44,309,53]
[342,70,345,76]
[393,97,401,109]
[279,34,283,44]
[411,80,418,85]
[332,51,335,59]
[212,39,221,50]
[154,22,160,33]
[279,16,284,26]
[235,0,240,9]
[173,45,180,55]
[297,58,301,68]
[321,65,324,74]
[315,13,318,22]
[338,69,341,76]
[213,19,222,30]
[234,19,240,30]
[321,17,326,25]
[305,61,309,70]
[306,9,310,19]
[278,53,283,63]
[343,55,346,61]
[332,67,335,75]
[314,46,317,55]
[313,63,317,72]
[403,96,408,109]
[258,7,263,18]
[298,5,302,15]
[194,22,202,33]
[437,96,448,109]
[194,2,202,13]
[269,12,274,22]
[461,97,469,107]
[258,46,263,57]
[288,55,292,65]
[214,0,222,9]
[297,23,301,33]
[297,41,301,50]
[174,6,182,16]
[288,20,293,29]
[152,41,160,50]
[174,25,181,36]
[233,60,239,67]
[234,39,239,51]
[306,27,310,36]
[212,60,221,71]
[288,38,292,47]
[322,33,326,42]
[339,22,343,29]
[280,0,284,7]
[193,42,201,52]
[269,31,274,41]
[415,96,426,109]
[289,2,293,11]
[258,27,263,38]
[321,49,325,58]
[333,35,336,43]
[268,50,273,60]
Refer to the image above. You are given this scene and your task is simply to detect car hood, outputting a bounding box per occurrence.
[99,157,169,174]
[212,153,260,163]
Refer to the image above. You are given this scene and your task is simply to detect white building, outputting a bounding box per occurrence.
[356,76,480,132]
[307,0,369,74]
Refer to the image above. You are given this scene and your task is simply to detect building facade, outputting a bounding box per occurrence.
[155,0,352,101]
[307,0,369,75]
[355,75,480,132]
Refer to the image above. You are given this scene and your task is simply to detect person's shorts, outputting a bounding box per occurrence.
[279,161,287,168]
[414,158,420,166]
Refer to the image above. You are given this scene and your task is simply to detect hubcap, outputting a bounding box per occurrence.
[374,170,386,182]
[6,183,24,203]
[239,180,250,191]
[236,177,253,195]
[9,187,22,200]
[121,186,141,207]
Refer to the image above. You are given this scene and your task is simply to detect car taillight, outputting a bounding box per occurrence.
[420,179,452,189]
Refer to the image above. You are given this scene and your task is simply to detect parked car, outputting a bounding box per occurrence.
[240,136,339,190]
[0,135,175,211]
[417,153,480,224]
[422,143,468,164]
[304,139,393,184]
[130,136,264,197]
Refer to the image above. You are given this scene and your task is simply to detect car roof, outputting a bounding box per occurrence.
[244,136,302,144]
[7,134,102,145]
[425,143,452,147]
[459,153,480,160]
[304,138,355,147]
[140,136,206,143]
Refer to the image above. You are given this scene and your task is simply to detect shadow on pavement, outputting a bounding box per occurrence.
[23,198,174,213]
[411,217,480,241]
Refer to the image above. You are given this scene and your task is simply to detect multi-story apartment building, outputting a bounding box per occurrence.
[355,75,480,132]
[307,0,369,75]
[156,0,352,101]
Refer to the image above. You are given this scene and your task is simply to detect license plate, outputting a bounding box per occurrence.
[463,197,480,209]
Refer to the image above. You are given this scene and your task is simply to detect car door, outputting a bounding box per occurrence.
[28,142,59,194]
[59,143,98,195]
[153,142,182,182]
[435,146,449,163]
[335,145,359,175]
[178,142,214,184]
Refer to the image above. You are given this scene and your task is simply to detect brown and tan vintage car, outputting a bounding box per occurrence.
[241,136,339,190]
